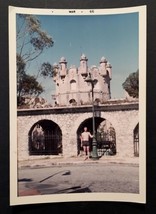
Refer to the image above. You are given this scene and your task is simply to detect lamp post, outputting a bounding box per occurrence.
[85,72,99,160]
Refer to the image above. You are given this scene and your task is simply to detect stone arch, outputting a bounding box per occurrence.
[72,113,116,156]
[70,112,94,136]
[71,112,117,138]
[77,117,105,155]
[133,123,139,157]
[28,119,62,155]
[100,111,138,158]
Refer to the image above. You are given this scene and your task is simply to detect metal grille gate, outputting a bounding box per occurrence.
[29,124,62,156]
[134,124,139,157]
[96,129,116,157]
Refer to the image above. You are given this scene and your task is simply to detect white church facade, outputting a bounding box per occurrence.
[52,54,112,106]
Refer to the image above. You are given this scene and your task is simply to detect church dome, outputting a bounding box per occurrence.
[59,57,67,63]
[100,56,107,63]
[90,65,97,70]
[53,62,58,67]
[80,54,88,61]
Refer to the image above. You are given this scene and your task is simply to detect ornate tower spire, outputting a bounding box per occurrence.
[52,62,59,82]
[106,62,112,80]
[78,54,88,75]
[59,57,67,77]
[99,56,107,76]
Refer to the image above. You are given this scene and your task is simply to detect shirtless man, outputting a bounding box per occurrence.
[81,127,93,160]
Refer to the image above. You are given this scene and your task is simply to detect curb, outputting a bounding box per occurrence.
[18,157,139,169]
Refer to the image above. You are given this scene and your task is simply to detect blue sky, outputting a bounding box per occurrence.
[18,12,139,102]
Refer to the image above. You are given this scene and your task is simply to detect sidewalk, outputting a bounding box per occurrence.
[18,155,139,169]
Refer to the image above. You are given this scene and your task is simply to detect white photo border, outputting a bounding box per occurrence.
[9,5,146,205]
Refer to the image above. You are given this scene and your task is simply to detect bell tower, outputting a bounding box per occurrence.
[78,54,88,77]
[59,57,68,78]
[99,56,107,76]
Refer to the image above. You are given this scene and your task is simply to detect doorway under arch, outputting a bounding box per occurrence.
[28,119,62,155]
[77,117,116,157]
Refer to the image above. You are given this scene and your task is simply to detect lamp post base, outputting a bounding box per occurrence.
[91,141,99,160]
[91,156,99,160]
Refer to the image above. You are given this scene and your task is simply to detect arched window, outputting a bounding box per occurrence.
[70,80,76,91]
[94,98,100,105]
[69,99,77,106]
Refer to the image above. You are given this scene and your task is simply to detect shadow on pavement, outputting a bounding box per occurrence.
[18,178,33,182]
[69,187,92,193]
[26,184,92,195]
[39,170,71,183]
[54,186,92,194]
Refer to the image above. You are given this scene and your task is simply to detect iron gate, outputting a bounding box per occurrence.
[29,130,62,155]
[134,124,139,157]
[96,129,116,157]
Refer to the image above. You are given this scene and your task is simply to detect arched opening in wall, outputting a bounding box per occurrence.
[94,98,100,105]
[134,123,139,157]
[70,80,77,91]
[28,120,62,155]
[77,117,116,157]
[69,99,77,106]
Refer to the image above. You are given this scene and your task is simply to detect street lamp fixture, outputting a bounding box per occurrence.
[85,72,99,160]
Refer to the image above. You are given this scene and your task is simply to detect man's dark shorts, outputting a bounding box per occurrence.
[82,141,89,146]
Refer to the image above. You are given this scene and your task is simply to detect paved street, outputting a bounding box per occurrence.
[18,162,139,196]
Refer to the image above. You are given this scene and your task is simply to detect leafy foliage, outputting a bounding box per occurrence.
[20,74,43,96]
[17,54,26,75]
[40,62,58,78]
[17,73,44,106]
[122,70,139,98]
[16,14,54,106]
[17,14,54,62]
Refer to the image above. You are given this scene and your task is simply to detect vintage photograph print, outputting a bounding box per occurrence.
[9,6,146,205]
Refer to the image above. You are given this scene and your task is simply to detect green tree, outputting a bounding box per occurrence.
[17,54,44,106]
[40,62,58,78]
[16,14,54,106]
[122,70,139,98]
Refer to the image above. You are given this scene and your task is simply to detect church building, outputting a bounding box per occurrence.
[52,54,112,106]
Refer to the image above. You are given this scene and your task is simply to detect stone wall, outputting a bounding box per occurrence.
[17,103,138,161]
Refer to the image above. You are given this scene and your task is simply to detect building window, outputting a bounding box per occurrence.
[70,80,77,91]
[69,99,77,106]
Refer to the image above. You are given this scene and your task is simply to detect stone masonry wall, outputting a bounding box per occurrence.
[70,110,138,158]
[17,107,138,161]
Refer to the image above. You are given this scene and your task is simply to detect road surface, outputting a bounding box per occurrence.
[18,163,139,196]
